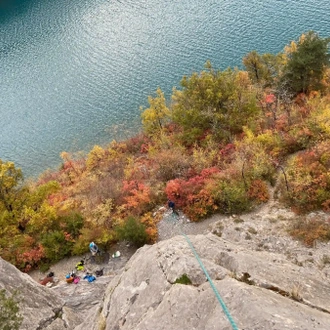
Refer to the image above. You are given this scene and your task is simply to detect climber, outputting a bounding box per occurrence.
[39,271,54,286]
[89,242,100,256]
[168,199,179,216]
[65,271,75,283]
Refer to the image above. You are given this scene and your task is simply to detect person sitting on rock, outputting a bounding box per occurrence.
[39,271,54,286]
[66,271,78,284]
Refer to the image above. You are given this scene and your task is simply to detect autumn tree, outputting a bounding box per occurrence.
[280,141,330,213]
[140,88,171,137]
[0,160,24,214]
[115,216,148,247]
[282,31,330,95]
[234,128,275,195]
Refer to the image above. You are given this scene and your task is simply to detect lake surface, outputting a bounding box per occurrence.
[1,0,329,177]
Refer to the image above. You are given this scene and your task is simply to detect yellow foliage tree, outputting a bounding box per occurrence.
[0,160,24,214]
[140,88,170,137]
[86,145,106,171]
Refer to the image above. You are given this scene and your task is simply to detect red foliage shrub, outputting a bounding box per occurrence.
[48,193,68,206]
[15,242,45,272]
[265,94,276,104]
[219,143,235,157]
[125,134,151,154]
[121,180,152,215]
[165,167,220,221]
[247,179,270,203]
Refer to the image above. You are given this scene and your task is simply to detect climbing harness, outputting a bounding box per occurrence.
[181,232,239,330]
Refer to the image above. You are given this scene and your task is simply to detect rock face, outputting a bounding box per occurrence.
[0,247,134,330]
[2,231,330,329]
[82,234,330,330]
[0,257,64,330]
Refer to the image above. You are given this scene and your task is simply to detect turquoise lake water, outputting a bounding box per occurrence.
[1,0,329,177]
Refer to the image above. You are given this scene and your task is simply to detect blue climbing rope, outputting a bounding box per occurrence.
[181,232,239,330]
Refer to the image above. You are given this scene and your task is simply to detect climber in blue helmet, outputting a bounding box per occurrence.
[89,242,99,256]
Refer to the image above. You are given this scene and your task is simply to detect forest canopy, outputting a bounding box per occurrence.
[1,31,330,271]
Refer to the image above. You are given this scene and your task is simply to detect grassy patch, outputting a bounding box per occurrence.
[247,226,258,235]
[321,254,330,265]
[233,217,244,223]
[174,274,192,285]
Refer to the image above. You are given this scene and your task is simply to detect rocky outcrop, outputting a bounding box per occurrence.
[0,257,64,329]
[0,247,134,330]
[81,234,330,330]
[2,229,330,329]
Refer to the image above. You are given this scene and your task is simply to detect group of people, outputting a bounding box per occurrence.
[39,243,101,286]
[65,244,101,284]
[66,255,99,284]
[40,204,178,287]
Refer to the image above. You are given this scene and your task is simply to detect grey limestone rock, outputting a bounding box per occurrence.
[2,231,330,330]
[0,257,63,330]
[84,234,330,330]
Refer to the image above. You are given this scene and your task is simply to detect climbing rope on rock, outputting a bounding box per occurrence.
[181,232,239,330]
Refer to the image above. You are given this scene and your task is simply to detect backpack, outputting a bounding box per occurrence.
[95,269,103,276]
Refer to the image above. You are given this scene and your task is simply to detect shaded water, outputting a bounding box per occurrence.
[1,0,329,177]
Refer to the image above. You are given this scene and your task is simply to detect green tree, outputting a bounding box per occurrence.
[140,88,170,137]
[282,31,330,94]
[172,63,260,144]
[243,51,284,87]
[0,289,23,330]
[115,216,148,247]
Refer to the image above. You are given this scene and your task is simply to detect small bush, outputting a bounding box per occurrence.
[115,216,148,247]
[150,147,191,181]
[289,217,330,247]
[71,225,110,255]
[280,143,330,213]
[247,180,270,203]
[290,283,303,302]
[0,289,23,330]
[212,179,252,214]
[248,226,258,235]
[41,230,74,263]
[233,216,244,223]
